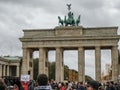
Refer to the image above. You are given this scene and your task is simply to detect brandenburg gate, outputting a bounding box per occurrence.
[20,26,120,82]
[20,5,120,82]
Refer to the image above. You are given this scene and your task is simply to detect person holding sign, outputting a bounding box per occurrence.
[20,75,30,90]
[34,74,52,90]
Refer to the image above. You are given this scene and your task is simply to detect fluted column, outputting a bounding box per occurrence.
[95,46,101,82]
[7,65,9,76]
[55,47,64,82]
[0,64,2,78]
[111,46,118,82]
[39,48,46,75]
[16,65,19,77]
[78,47,85,82]
[119,50,120,76]
[3,65,6,76]
[21,48,29,74]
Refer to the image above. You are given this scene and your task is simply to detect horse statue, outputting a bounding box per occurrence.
[76,15,80,26]
[64,16,67,26]
[58,16,64,26]
[64,12,75,26]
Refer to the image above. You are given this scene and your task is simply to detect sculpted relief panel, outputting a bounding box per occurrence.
[55,29,83,36]
[55,27,83,36]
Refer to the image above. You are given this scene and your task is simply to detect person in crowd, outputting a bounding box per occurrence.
[97,83,104,90]
[0,79,7,90]
[58,82,62,90]
[87,81,99,90]
[34,74,52,90]
[60,82,65,90]
[105,82,109,90]
[76,81,85,90]
[13,84,19,90]
[114,83,120,90]
[108,81,115,90]
[68,81,73,90]
[28,80,34,90]
[65,82,72,90]
[65,82,68,90]
[14,80,24,90]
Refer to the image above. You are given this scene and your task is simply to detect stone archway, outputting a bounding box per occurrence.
[20,26,120,82]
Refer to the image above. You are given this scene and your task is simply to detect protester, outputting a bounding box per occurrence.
[87,81,99,90]
[13,80,24,90]
[13,84,19,90]
[34,74,52,90]
[76,81,85,90]
[65,82,72,90]
[28,80,34,90]
[108,81,115,90]
[60,82,65,90]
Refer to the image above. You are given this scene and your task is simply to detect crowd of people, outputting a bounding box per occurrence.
[0,74,120,90]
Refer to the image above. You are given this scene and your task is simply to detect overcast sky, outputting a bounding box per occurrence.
[0,0,120,79]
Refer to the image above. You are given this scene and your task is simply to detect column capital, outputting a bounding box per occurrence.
[55,47,63,49]
[95,46,101,48]
[39,47,44,49]
[112,45,118,48]
[22,47,27,49]
[16,64,20,67]
[78,47,84,51]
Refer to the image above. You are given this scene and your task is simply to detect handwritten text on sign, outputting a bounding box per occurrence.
[21,75,30,82]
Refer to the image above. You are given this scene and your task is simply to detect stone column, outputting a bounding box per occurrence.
[16,65,20,77]
[78,47,85,82]
[7,65,9,76]
[55,47,64,82]
[119,50,120,76]
[3,65,6,76]
[111,46,118,82]
[21,48,29,74]
[0,64,2,78]
[95,46,101,82]
[39,48,46,75]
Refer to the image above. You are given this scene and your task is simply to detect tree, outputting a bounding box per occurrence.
[64,65,69,80]
[33,58,38,80]
[48,62,55,80]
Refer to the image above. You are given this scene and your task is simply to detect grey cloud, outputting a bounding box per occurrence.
[79,0,105,10]
[111,0,120,10]
[0,0,66,14]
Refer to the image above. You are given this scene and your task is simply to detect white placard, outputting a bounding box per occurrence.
[21,74,30,82]
[119,75,120,77]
